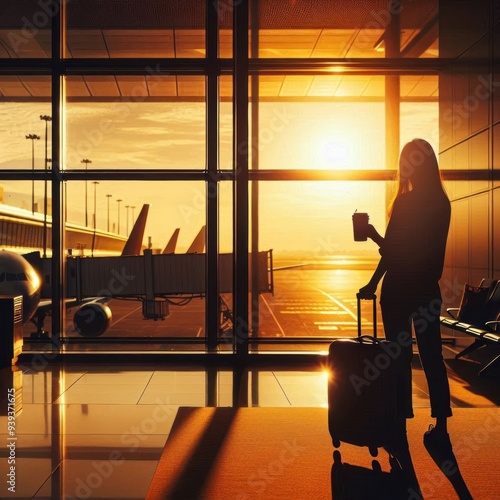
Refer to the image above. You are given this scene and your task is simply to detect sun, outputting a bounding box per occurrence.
[313,131,363,170]
[319,140,349,167]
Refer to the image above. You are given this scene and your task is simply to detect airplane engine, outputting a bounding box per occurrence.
[73,303,112,337]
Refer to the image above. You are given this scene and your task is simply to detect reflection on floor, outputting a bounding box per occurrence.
[0,335,498,499]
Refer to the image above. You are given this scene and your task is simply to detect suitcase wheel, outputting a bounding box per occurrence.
[368,446,378,457]
[332,438,341,448]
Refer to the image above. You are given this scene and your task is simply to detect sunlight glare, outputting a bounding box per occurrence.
[320,140,348,166]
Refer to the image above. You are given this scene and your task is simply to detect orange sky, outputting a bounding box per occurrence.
[0,100,438,255]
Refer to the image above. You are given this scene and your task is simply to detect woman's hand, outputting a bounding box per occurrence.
[357,282,377,299]
[366,224,384,247]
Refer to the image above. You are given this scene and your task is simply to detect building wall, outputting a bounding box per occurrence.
[439,0,499,308]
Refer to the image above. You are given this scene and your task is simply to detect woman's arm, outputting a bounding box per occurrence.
[367,224,384,247]
[358,256,387,298]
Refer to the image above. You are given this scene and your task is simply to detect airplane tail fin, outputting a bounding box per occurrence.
[162,228,180,254]
[121,204,149,256]
[186,225,206,254]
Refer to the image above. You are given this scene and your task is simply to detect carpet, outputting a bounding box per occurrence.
[146,406,500,499]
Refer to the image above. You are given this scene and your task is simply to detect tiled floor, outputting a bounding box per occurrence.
[0,336,499,499]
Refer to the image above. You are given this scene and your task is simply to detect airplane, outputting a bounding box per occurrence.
[0,213,209,338]
[162,228,180,254]
[0,204,150,338]
[186,225,206,254]
[0,249,109,338]
[161,226,205,254]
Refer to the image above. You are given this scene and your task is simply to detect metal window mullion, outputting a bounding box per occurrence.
[50,0,64,344]
[206,0,219,354]
[233,0,249,358]
[250,0,260,342]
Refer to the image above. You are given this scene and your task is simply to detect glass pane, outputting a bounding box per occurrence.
[0,91,52,170]
[400,101,439,152]
[65,0,206,58]
[0,179,51,255]
[219,77,232,169]
[249,81,439,170]
[64,76,206,170]
[218,181,234,348]
[250,99,386,170]
[251,180,388,349]
[62,180,206,347]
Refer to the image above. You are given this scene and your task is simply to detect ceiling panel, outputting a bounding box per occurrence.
[335,78,370,96]
[116,76,149,97]
[84,76,120,97]
[177,76,205,97]
[406,75,438,96]
[0,76,30,97]
[0,0,440,100]
[0,29,48,58]
[308,76,342,96]
[21,76,51,97]
[66,30,109,58]
[104,29,175,58]
[147,75,177,97]
[362,77,385,97]
[66,76,91,97]
[0,73,440,100]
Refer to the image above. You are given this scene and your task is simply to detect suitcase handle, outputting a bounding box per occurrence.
[356,294,377,338]
[357,335,380,344]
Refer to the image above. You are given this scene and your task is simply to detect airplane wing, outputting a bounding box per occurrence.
[162,228,180,254]
[186,225,206,254]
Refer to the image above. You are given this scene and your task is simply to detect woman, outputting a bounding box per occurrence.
[359,138,452,441]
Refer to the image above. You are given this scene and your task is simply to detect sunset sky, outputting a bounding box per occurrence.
[0,100,438,255]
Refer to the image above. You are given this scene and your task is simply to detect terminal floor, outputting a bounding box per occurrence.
[0,334,499,499]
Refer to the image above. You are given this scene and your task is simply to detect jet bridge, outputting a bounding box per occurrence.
[66,249,274,320]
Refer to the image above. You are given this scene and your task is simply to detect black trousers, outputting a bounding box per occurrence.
[380,277,452,419]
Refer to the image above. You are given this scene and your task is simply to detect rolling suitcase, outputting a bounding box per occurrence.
[328,294,401,456]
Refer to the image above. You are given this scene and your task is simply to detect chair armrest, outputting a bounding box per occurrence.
[446,308,460,320]
[485,320,500,330]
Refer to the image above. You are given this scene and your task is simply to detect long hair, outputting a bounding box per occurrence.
[388,139,446,216]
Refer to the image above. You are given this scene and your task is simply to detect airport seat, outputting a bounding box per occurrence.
[440,278,500,376]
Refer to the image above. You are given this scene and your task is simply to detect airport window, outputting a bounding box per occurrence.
[8,0,496,354]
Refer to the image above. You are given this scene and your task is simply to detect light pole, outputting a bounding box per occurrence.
[130,206,136,226]
[81,159,92,226]
[106,194,112,232]
[40,115,51,258]
[116,198,123,234]
[25,134,40,214]
[125,205,130,235]
[92,181,99,229]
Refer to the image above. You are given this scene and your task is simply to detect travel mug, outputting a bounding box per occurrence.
[352,212,369,241]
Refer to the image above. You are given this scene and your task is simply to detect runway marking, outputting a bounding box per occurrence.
[261,294,286,337]
[111,304,143,326]
[312,287,358,321]
[280,310,345,314]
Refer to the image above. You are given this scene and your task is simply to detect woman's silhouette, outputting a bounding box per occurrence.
[359,138,451,430]
[359,138,473,498]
